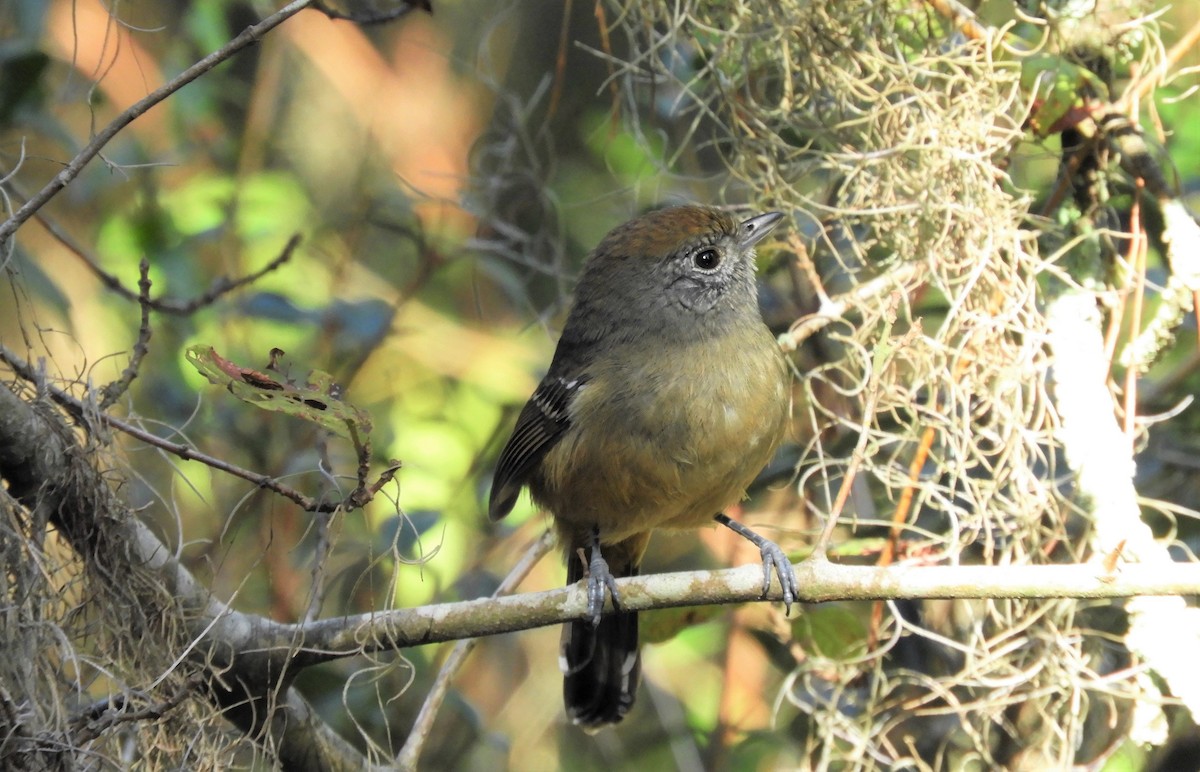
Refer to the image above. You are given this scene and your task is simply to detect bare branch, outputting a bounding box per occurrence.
[0,1,314,247]
[0,343,385,513]
[98,258,153,409]
[397,530,554,771]
[285,559,1200,664]
[24,201,301,315]
[0,382,367,770]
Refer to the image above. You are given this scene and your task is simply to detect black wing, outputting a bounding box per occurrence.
[488,375,585,521]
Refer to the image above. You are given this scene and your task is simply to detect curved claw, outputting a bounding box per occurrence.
[758,539,798,615]
[586,527,621,625]
[714,513,797,615]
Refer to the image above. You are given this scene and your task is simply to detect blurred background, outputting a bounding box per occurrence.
[3,0,1200,769]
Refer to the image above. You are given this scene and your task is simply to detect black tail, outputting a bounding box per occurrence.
[561,555,641,729]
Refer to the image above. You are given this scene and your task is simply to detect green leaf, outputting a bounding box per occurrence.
[161,174,237,236]
[1020,53,1108,137]
[185,345,372,443]
[793,604,867,659]
[641,605,724,644]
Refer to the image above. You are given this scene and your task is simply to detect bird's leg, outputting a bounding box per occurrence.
[714,513,797,614]
[585,525,621,625]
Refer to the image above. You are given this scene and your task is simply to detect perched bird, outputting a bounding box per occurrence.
[488,204,796,729]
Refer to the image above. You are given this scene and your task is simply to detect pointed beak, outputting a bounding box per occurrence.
[738,211,786,248]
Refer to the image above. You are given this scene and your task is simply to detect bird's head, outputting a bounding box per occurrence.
[568,205,785,344]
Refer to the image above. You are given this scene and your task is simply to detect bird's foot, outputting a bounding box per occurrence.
[585,526,621,625]
[714,513,798,615]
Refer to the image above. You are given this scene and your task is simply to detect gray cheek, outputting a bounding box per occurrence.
[666,276,717,313]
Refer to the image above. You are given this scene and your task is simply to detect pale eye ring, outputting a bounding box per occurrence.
[693,248,720,270]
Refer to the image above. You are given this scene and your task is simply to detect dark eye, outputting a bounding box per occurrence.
[693,248,720,270]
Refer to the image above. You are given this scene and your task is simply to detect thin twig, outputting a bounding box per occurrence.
[923,0,994,44]
[0,342,389,514]
[811,387,879,558]
[1122,180,1147,438]
[396,530,554,771]
[1118,13,1200,111]
[546,0,573,120]
[777,263,923,353]
[71,676,202,744]
[99,258,154,409]
[28,203,302,315]
[0,0,314,246]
